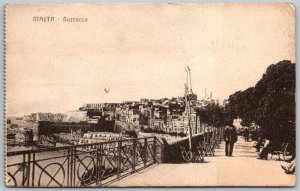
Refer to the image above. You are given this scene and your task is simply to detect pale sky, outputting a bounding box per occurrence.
[6,3,295,116]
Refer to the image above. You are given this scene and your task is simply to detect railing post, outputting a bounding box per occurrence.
[97,144,103,186]
[73,148,76,187]
[143,138,148,167]
[70,148,73,187]
[67,149,70,187]
[117,141,122,178]
[22,153,26,186]
[95,145,99,186]
[27,153,31,187]
[153,137,157,163]
[132,139,137,172]
[69,147,76,187]
[31,153,35,187]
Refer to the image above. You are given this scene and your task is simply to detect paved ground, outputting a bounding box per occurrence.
[110,137,296,187]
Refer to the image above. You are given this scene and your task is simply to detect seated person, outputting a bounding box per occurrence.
[257,139,270,160]
[281,159,296,174]
[287,152,295,163]
[286,142,295,163]
[255,137,264,152]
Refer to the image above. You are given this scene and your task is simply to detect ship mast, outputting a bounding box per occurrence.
[185,66,193,151]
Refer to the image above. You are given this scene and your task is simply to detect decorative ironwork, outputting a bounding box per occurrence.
[179,145,205,163]
[6,137,160,187]
[179,128,224,162]
[38,162,65,187]
[199,141,215,156]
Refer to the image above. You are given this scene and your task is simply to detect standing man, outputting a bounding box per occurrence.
[244,127,249,142]
[255,127,263,152]
[224,125,238,156]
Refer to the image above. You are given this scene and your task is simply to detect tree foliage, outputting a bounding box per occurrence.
[225,60,295,142]
[197,101,225,128]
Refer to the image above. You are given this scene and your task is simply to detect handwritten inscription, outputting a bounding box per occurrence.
[211,39,238,49]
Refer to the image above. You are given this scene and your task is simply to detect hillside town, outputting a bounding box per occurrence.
[7,91,221,150]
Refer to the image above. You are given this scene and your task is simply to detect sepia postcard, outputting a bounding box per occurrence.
[4,3,296,187]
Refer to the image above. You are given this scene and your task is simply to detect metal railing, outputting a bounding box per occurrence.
[6,136,161,187]
[179,127,225,162]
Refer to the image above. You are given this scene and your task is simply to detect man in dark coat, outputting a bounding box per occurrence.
[244,127,249,142]
[224,125,238,156]
[255,127,263,152]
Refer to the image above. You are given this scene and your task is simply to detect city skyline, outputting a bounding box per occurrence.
[6,4,295,116]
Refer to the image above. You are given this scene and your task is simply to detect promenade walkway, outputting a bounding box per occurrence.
[110,137,295,187]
